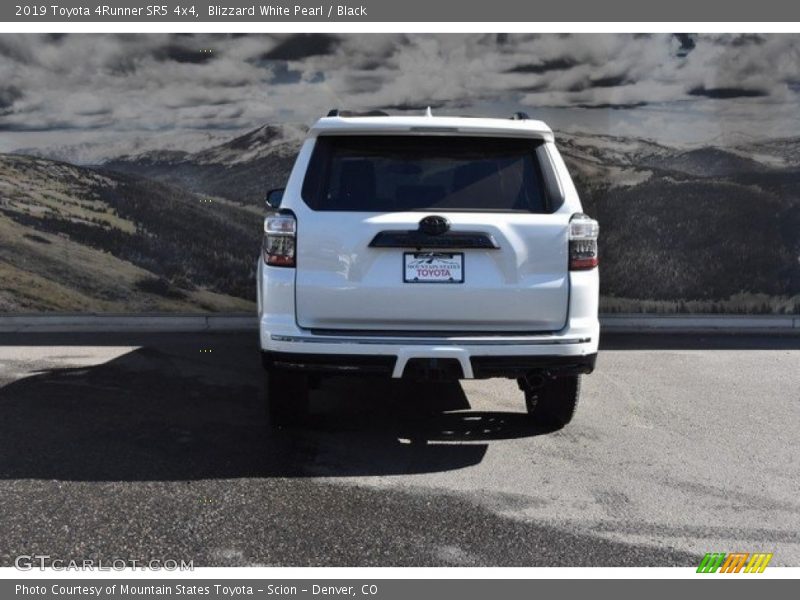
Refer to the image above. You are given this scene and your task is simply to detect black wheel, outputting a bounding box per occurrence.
[265,368,309,427]
[523,375,581,430]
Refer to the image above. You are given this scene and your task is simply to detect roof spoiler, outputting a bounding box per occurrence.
[326,109,389,118]
[326,109,533,120]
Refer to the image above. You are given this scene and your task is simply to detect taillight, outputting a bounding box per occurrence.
[262,213,296,267]
[569,213,599,271]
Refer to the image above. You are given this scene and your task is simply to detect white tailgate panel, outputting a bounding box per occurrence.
[295,211,570,332]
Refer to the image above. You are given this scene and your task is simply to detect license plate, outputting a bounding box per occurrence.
[404,253,464,283]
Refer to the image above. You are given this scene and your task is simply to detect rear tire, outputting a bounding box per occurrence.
[523,375,580,430]
[265,368,309,427]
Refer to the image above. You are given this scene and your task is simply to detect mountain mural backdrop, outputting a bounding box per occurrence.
[1,124,798,313]
[1,33,799,313]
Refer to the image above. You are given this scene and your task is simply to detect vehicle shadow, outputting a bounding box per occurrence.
[0,333,548,482]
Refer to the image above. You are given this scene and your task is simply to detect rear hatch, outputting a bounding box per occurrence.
[294,135,569,333]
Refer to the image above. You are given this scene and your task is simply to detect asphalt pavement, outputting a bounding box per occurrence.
[0,332,798,567]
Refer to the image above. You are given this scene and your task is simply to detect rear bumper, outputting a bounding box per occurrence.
[259,317,599,379]
[258,260,600,380]
[261,349,596,379]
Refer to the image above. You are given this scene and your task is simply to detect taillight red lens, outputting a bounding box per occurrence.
[569,213,599,271]
[263,213,296,268]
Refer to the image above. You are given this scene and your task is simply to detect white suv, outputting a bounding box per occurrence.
[257,110,599,429]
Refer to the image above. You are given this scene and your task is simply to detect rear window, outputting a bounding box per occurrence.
[301,135,549,212]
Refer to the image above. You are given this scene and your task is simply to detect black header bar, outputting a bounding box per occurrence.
[3,0,800,22]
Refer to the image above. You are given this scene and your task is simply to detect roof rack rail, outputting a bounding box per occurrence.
[511,112,530,120]
[326,109,390,118]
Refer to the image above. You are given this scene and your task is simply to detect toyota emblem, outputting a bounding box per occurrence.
[419,215,450,236]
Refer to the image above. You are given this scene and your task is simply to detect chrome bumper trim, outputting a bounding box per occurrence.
[270,334,592,346]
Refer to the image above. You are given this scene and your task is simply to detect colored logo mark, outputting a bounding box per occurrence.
[697,552,773,573]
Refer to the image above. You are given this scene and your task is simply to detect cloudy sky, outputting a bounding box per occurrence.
[1,33,800,154]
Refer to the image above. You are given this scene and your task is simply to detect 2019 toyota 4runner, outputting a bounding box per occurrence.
[257,110,600,429]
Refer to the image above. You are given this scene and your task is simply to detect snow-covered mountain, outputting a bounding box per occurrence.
[112,124,307,165]
[556,131,677,188]
[104,123,308,205]
[730,137,800,168]
[190,123,307,166]
[642,146,769,178]
[13,123,796,206]
[13,130,238,166]
[558,131,675,167]
[558,130,788,184]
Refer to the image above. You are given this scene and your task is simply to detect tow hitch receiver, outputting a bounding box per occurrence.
[402,358,464,381]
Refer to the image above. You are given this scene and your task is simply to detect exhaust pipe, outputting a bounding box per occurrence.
[519,372,546,391]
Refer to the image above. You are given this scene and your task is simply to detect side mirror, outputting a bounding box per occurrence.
[266,188,284,209]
